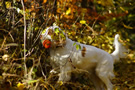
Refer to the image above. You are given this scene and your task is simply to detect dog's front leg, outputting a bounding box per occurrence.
[58,62,72,82]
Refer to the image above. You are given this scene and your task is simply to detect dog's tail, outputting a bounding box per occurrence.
[111,34,127,63]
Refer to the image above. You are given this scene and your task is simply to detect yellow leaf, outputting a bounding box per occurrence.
[66,8,71,15]
[126,39,130,42]
[42,28,47,34]
[43,0,47,4]
[59,81,63,86]
[102,44,105,47]
[5,1,11,9]
[123,23,133,29]
[80,20,86,24]
[120,7,128,13]
[17,82,25,90]
[82,8,87,13]
[128,54,134,58]
[96,0,114,6]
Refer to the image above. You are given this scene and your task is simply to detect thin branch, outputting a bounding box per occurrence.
[21,0,27,77]
[39,56,47,80]
[0,29,14,42]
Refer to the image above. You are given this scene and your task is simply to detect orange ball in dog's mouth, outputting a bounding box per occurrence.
[43,40,51,48]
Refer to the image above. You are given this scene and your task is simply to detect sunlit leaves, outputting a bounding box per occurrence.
[73,42,81,50]
[73,42,76,46]
[119,7,129,15]
[5,1,11,9]
[42,29,47,34]
[59,81,63,86]
[123,23,134,29]
[17,82,25,90]
[81,8,87,13]
[76,44,81,50]
[80,20,86,24]
[128,14,135,21]
[96,0,114,6]
[24,0,27,2]
[66,8,71,15]
[43,0,47,4]
[54,28,60,35]
[0,0,134,89]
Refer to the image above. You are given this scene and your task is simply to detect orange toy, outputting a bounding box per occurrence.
[43,40,51,48]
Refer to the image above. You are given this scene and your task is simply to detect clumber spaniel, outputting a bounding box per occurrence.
[40,26,127,90]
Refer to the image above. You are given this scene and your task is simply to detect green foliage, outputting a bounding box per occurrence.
[73,42,82,50]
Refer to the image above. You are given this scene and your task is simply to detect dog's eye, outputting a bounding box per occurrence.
[48,29,53,35]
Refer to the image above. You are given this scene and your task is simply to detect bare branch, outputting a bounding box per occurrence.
[21,0,27,77]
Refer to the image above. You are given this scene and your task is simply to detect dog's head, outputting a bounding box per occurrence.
[40,26,66,48]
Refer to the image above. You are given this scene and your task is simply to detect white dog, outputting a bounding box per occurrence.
[40,26,127,90]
